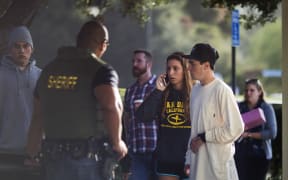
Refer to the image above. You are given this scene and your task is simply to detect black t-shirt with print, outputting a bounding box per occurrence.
[157,88,191,163]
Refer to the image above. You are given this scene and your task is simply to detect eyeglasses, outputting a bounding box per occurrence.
[103,40,110,46]
[92,39,110,46]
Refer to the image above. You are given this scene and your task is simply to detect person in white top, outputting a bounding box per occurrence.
[183,43,244,180]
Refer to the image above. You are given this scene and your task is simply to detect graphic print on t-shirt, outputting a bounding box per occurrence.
[161,100,191,129]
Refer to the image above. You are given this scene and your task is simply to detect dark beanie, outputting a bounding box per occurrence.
[183,43,219,68]
[8,26,33,48]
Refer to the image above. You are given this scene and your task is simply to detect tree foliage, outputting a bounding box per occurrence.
[202,0,282,29]
[149,2,233,82]
[236,19,281,94]
[74,0,281,29]
[0,0,281,29]
[75,0,173,24]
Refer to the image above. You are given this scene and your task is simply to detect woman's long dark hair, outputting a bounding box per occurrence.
[161,52,193,121]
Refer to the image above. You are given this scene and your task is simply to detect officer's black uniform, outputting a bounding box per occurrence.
[36,47,118,139]
[35,46,119,179]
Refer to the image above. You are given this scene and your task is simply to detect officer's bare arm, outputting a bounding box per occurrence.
[94,84,127,158]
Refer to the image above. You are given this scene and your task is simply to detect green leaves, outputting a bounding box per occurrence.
[74,0,174,24]
[74,0,281,29]
[202,0,281,29]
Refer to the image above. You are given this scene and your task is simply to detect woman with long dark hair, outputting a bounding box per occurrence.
[136,52,193,180]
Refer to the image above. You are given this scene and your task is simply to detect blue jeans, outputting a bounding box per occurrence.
[129,153,155,180]
[44,155,101,180]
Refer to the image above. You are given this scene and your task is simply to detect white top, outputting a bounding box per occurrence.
[185,78,244,180]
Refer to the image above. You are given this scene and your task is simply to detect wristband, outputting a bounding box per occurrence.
[198,133,206,142]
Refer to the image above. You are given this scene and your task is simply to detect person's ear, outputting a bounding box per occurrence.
[95,41,106,55]
[98,41,105,51]
[203,62,210,69]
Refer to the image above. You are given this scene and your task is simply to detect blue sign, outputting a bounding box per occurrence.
[232,10,240,47]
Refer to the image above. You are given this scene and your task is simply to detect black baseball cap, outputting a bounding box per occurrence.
[183,43,219,68]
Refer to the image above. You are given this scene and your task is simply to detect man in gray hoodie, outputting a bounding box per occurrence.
[0,26,41,179]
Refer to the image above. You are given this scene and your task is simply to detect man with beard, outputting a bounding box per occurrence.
[123,49,157,180]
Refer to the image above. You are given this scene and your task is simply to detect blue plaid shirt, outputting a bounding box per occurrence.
[124,75,157,153]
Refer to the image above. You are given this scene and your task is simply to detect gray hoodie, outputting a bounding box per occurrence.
[0,55,41,154]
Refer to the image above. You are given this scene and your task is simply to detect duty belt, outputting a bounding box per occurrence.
[43,137,119,180]
[42,137,100,160]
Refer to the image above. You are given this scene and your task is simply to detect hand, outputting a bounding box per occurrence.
[156,73,169,91]
[241,132,251,138]
[190,136,204,153]
[184,164,190,176]
[112,140,128,160]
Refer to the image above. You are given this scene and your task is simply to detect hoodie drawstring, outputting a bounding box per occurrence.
[15,68,21,96]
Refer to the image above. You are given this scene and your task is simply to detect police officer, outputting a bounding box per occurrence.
[26,20,127,180]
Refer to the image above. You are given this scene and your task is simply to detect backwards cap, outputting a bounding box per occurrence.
[183,43,219,68]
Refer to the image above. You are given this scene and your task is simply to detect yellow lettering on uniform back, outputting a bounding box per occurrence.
[47,75,78,90]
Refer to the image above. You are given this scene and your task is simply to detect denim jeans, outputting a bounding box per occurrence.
[129,153,155,180]
[0,153,42,180]
[44,155,101,180]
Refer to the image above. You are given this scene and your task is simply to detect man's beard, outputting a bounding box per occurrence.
[132,67,147,77]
